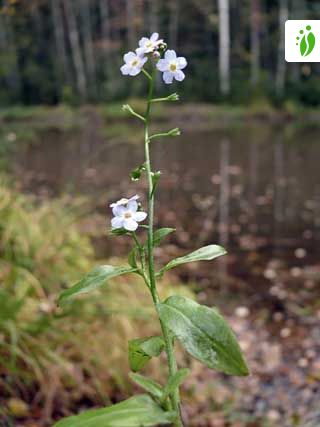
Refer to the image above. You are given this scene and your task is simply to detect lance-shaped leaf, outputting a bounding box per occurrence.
[145,228,175,249]
[158,295,249,376]
[129,336,165,372]
[158,245,226,276]
[58,265,136,304]
[53,394,175,427]
[129,373,163,399]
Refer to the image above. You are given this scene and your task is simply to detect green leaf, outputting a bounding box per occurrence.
[58,265,136,304]
[129,336,165,372]
[153,228,175,247]
[128,248,138,269]
[158,245,226,276]
[158,295,249,376]
[52,394,175,427]
[129,373,163,399]
[162,369,190,402]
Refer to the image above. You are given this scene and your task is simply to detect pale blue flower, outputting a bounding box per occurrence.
[156,50,187,84]
[136,32,164,55]
[110,195,147,231]
[120,51,148,76]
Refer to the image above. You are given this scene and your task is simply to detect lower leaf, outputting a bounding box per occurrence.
[158,295,249,376]
[52,394,175,427]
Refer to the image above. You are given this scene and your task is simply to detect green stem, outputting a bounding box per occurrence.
[143,70,183,427]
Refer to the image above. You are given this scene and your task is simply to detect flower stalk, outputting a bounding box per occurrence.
[143,70,183,426]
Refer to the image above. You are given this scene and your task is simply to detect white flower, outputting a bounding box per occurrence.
[136,32,164,55]
[110,195,147,231]
[156,50,187,84]
[120,51,148,76]
[110,195,139,210]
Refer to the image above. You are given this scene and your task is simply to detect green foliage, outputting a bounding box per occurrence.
[152,228,175,247]
[58,265,137,304]
[128,336,165,372]
[129,373,163,400]
[161,369,190,402]
[158,244,226,276]
[52,394,175,427]
[158,295,249,376]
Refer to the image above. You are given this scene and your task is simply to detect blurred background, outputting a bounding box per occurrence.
[0,0,319,426]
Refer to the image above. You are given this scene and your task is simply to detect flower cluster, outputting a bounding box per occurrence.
[120,32,187,84]
[110,195,147,231]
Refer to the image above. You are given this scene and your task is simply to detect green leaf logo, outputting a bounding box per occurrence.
[297,25,316,57]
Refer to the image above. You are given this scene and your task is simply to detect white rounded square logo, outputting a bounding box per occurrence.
[285,20,320,62]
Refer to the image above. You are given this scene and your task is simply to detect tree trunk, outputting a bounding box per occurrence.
[169,0,179,49]
[51,0,71,84]
[149,0,159,33]
[126,0,136,49]
[79,0,96,97]
[275,0,288,95]
[63,0,87,100]
[250,0,260,86]
[0,14,21,98]
[100,0,111,48]
[218,0,230,95]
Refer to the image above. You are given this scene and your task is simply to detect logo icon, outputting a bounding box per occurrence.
[285,20,320,62]
[296,25,315,57]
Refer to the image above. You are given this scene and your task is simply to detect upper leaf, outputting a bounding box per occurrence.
[152,228,176,247]
[52,394,175,427]
[129,336,165,372]
[158,295,249,376]
[58,265,136,304]
[158,245,226,276]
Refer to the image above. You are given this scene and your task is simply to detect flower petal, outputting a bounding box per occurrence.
[163,71,174,84]
[133,211,147,222]
[174,70,185,82]
[129,67,141,76]
[127,200,138,212]
[139,37,149,47]
[157,59,168,72]
[124,52,136,63]
[150,32,159,42]
[136,47,146,56]
[123,218,138,231]
[141,56,148,66]
[165,50,177,61]
[112,205,126,216]
[111,216,124,229]
[129,195,140,202]
[120,64,130,75]
[177,57,187,69]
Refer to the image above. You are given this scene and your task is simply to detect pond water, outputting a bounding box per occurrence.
[14,122,320,260]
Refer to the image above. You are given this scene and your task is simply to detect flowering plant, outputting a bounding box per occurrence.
[54,33,249,427]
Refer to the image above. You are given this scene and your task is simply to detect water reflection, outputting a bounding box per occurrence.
[14,125,319,258]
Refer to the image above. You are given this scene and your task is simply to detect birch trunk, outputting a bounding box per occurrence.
[126,0,136,49]
[79,0,96,96]
[51,0,70,84]
[250,0,260,86]
[218,0,230,95]
[149,0,159,33]
[169,0,179,49]
[63,0,87,100]
[275,0,288,95]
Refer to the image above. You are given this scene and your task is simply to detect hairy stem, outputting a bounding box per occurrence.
[144,70,183,427]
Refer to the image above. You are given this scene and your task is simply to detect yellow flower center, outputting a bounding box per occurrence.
[146,42,153,48]
[132,59,139,67]
[124,212,132,219]
[169,63,177,72]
